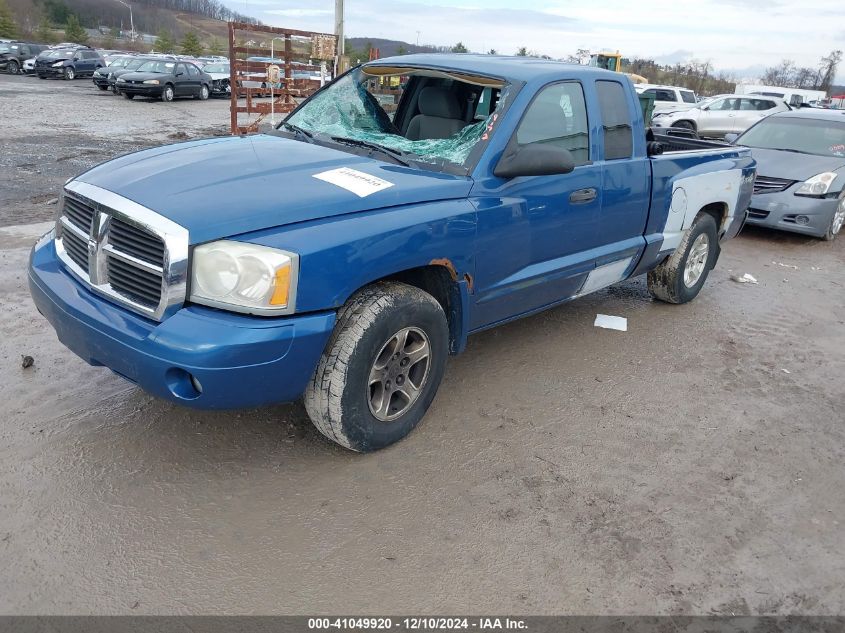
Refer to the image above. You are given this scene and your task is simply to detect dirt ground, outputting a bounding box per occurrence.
[1,73,844,616]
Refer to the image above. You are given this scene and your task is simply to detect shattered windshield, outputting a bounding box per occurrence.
[284,66,507,170]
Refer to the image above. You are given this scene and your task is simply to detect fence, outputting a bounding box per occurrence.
[228,22,338,134]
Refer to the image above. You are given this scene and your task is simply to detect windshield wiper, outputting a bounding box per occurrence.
[770,147,813,154]
[280,122,315,144]
[329,136,412,167]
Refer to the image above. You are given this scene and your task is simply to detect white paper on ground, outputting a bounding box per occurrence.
[312,167,394,197]
[594,314,628,332]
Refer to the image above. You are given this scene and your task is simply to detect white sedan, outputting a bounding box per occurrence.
[651,94,790,138]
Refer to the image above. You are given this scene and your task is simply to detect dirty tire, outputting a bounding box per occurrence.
[648,212,719,304]
[822,195,844,241]
[123,92,134,99]
[196,84,209,100]
[97,84,108,90]
[304,281,448,452]
[64,67,75,80]
[7,59,20,74]
[162,85,174,102]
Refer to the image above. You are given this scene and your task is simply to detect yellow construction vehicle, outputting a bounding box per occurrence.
[589,51,648,84]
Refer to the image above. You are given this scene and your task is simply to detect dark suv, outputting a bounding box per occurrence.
[35,46,104,80]
[0,42,48,74]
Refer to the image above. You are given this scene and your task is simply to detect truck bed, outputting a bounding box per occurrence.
[650,130,733,153]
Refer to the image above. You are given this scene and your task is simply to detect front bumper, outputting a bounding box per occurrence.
[93,75,110,87]
[29,237,336,410]
[746,191,841,237]
[36,67,67,77]
[118,83,164,97]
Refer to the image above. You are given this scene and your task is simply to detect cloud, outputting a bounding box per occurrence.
[222,0,845,84]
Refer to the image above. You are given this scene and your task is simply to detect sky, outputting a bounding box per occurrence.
[224,0,845,84]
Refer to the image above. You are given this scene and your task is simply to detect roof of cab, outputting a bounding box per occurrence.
[363,53,621,84]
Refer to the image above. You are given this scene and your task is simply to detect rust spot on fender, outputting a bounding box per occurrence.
[463,273,474,292]
[429,258,458,282]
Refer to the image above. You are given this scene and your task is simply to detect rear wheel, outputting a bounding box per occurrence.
[64,67,75,80]
[196,84,209,100]
[648,213,719,304]
[304,281,449,452]
[123,92,134,99]
[7,59,20,74]
[161,84,174,102]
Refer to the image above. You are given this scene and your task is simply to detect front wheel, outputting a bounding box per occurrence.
[161,84,174,102]
[648,212,719,304]
[304,281,449,452]
[122,92,134,99]
[64,67,75,80]
[822,196,845,241]
[7,59,20,74]
[673,120,695,132]
[97,84,108,91]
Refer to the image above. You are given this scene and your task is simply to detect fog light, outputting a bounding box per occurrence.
[795,215,810,225]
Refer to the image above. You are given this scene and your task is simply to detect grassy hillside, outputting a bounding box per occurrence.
[6,0,257,44]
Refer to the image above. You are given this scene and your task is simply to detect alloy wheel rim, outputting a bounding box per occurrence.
[367,326,431,422]
[683,233,710,288]
[832,202,845,235]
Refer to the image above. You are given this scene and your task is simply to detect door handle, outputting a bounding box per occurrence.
[569,188,597,204]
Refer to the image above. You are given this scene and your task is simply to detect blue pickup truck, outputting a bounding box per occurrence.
[29,55,755,451]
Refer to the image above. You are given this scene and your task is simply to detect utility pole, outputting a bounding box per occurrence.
[335,0,344,58]
[114,0,135,41]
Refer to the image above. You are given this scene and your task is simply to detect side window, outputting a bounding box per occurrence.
[187,64,200,77]
[789,95,803,107]
[680,91,696,103]
[175,63,186,76]
[656,89,677,102]
[515,81,590,166]
[595,80,633,160]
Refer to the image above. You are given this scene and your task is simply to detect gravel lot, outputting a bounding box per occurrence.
[1,72,844,615]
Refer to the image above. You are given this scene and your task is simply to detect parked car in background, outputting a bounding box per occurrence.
[35,46,104,80]
[635,83,697,115]
[94,55,164,92]
[730,109,845,240]
[0,42,48,74]
[200,62,231,96]
[651,94,790,138]
[116,59,212,101]
[735,84,826,108]
[23,57,37,75]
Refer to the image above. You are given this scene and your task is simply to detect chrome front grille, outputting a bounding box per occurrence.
[753,175,796,195]
[55,181,190,321]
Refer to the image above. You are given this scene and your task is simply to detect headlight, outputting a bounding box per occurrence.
[52,61,64,67]
[795,172,838,197]
[117,77,126,82]
[190,241,298,315]
[143,79,160,85]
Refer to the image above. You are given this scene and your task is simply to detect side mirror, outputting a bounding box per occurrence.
[724,133,739,144]
[494,143,575,179]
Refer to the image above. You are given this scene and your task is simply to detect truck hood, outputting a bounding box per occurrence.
[746,147,845,181]
[76,134,473,244]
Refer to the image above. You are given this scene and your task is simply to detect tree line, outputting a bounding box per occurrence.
[760,51,842,92]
